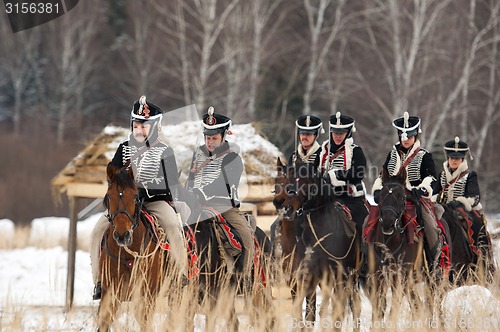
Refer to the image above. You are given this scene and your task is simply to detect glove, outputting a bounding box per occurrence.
[373,190,381,204]
[411,187,426,200]
[446,200,462,210]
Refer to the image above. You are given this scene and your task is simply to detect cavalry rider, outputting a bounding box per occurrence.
[90,96,187,300]
[433,137,494,265]
[270,115,324,243]
[289,115,324,167]
[372,111,450,275]
[319,111,368,239]
[185,107,254,285]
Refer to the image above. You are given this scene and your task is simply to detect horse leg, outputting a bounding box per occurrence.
[305,289,318,323]
[369,276,387,324]
[97,289,119,332]
[347,275,362,332]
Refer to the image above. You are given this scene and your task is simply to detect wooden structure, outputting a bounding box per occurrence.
[51,123,282,309]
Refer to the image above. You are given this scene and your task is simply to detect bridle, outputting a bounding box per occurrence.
[378,182,407,235]
[105,181,144,232]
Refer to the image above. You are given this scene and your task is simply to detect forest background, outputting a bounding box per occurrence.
[1,0,500,225]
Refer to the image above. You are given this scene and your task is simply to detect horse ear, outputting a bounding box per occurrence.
[381,168,389,183]
[277,157,285,168]
[397,168,407,183]
[106,162,117,181]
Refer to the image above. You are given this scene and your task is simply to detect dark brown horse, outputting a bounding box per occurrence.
[442,205,496,284]
[271,157,318,315]
[364,169,427,321]
[184,206,273,329]
[281,159,361,324]
[98,163,176,331]
[271,157,301,277]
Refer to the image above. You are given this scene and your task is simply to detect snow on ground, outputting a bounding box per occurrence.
[1,214,500,331]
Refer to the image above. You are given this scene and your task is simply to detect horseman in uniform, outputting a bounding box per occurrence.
[289,115,324,167]
[90,96,187,300]
[433,137,495,267]
[372,112,450,276]
[185,107,254,288]
[271,115,324,243]
[320,112,369,238]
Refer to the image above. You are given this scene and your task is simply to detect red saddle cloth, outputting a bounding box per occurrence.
[363,202,421,244]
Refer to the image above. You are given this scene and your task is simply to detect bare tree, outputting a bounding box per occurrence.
[467,0,500,167]
[247,0,285,118]
[44,0,107,144]
[426,0,500,149]
[302,0,346,114]
[0,21,41,136]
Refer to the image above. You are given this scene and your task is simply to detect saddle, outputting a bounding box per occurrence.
[201,207,244,258]
[453,207,487,257]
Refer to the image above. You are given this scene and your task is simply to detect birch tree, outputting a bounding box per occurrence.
[45,0,106,144]
[302,0,346,115]
[0,21,41,136]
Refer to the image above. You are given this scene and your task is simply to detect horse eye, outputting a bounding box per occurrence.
[271,190,276,194]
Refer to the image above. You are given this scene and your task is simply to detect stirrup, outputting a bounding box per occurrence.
[93,282,102,300]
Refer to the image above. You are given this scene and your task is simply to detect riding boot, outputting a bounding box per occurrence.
[93,282,102,300]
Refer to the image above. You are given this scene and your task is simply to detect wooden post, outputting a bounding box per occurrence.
[65,196,78,311]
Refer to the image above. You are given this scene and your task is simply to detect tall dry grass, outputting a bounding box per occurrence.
[2,230,500,331]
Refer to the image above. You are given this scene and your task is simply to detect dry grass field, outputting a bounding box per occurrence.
[1,218,500,331]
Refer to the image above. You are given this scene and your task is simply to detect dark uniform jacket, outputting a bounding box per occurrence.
[374,140,436,196]
[187,141,243,209]
[433,160,480,211]
[319,138,367,197]
[111,138,179,202]
[288,141,321,168]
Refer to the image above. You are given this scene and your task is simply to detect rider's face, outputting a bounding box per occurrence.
[205,133,223,152]
[132,121,151,142]
[401,135,416,149]
[448,157,463,171]
[299,133,316,150]
[331,131,347,145]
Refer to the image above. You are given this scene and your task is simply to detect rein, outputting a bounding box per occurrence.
[378,182,407,233]
[306,212,357,260]
[106,182,142,231]
[105,179,164,260]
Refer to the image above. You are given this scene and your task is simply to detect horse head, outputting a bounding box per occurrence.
[104,162,143,247]
[378,168,407,235]
[273,157,289,210]
[281,159,322,220]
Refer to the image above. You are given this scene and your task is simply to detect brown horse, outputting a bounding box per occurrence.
[271,157,301,277]
[364,168,427,322]
[281,159,361,324]
[98,163,176,331]
[271,157,318,316]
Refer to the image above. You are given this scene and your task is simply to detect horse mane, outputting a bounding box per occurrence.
[381,167,407,185]
[106,162,136,189]
[104,163,137,209]
[112,167,137,189]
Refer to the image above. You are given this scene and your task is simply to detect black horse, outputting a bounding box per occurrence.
[442,205,495,284]
[363,168,428,322]
[281,159,361,325]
